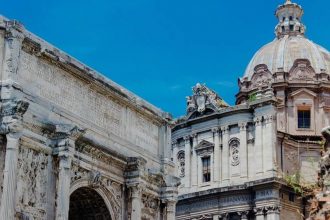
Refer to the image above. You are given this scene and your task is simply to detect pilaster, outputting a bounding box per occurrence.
[191,133,198,188]
[265,205,280,220]
[221,126,230,185]
[184,135,191,188]
[212,128,220,183]
[264,115,277,176]
[0,99,29,220]
[129,184,143,220]
[239,122,248,179]
[254,116,263,176]
[53,125,84,220]
[254,207,265,220]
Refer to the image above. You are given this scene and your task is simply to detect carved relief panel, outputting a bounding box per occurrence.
[229,138,240,167]
[177,151,185,178]
[16,146,49,220]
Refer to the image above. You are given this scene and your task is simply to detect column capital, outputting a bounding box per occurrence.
[183,135,190,142]
[220,125,229,133]
[253,207,264,216]
[212,127,220,134]
[238,122,248,131]
[237,211,249,219]
[190,133,198,139]
[253,116,263,126]
[265,205,280,214]
[264,114,276,124]
[0,99,29,138]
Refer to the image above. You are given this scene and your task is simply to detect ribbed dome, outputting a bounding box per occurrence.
[243,0,330,80]
[244,35,330,79]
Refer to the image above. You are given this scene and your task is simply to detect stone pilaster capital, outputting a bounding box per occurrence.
[265,205,280,214]
[128,183,144,198]
[238,122,248,131]
[264,114,276,124]
[220,125,229,134]
[253,207,264,216]
[190,133,198,139]
[0,99,29,138]
[183,135,190,142]
[237,211,249,219]
[211,127,220,134]
[253,116,262,126]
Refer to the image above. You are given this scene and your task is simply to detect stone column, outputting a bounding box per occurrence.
[213,214,220,220]
[54,125,84,220]
[212,128,220,183]
[165,200,176,220]
[254,207,264,220]
[0,100,29,220]
[184,135,191,188]
[191,133,198,188]
[239,122,248,179]
[130,184,142,220]
[221,126,230,185]
[264,115,277,176]
[254,117,263,176]
[265,206,280,220]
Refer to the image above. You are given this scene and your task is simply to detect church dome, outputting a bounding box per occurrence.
[243,0,330,80]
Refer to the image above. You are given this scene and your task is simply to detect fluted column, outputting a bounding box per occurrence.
[191,133,198,187]
[0,100,29,220]
[221,126,230,185]
[254,117,263,176]
[184,135,191,188]
[54,125,84,220]
[130,184,143,220]
[265,206,280,220]
[239,122,248,179]
[212,128,220,183]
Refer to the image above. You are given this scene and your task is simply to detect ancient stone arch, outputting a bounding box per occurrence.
[70,179,119,220]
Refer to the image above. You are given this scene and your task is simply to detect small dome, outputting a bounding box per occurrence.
[244,35,330,79]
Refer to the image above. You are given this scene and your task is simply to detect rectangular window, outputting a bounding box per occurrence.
[298,110,311,128]
[202,157,211,182]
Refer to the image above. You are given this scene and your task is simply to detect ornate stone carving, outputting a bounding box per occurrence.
[229,138,240,166]
[70,164,89,183]
[177,151,185,178]
[251,64,272,89]
[186,83,228,118]
[265,205,280,214]
[141,193,160,219]
[16,146,48,218]
[253,207,264,216]
[289,59,315,81]
[195,140,214,156]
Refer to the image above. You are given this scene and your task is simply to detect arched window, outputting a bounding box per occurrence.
[177,151,185,178]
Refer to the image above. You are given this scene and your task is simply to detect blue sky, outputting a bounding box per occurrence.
[2,0,330,117]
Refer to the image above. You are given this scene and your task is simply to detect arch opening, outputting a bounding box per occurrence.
[69,187,111,220]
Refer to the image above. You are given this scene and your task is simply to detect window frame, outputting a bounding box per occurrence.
[201,156,211,183]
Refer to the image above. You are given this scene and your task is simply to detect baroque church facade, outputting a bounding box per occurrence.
[0,0,329,220]
[172,1,330,219]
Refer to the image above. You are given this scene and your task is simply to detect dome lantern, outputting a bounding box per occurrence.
[275,0,306,38]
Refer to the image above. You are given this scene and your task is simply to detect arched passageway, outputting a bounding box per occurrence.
[69,187,111,220]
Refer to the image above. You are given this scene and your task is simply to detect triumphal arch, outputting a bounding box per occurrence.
[0,16,179,220]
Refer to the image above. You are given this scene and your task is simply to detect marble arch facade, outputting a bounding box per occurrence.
[0,17,179,220]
